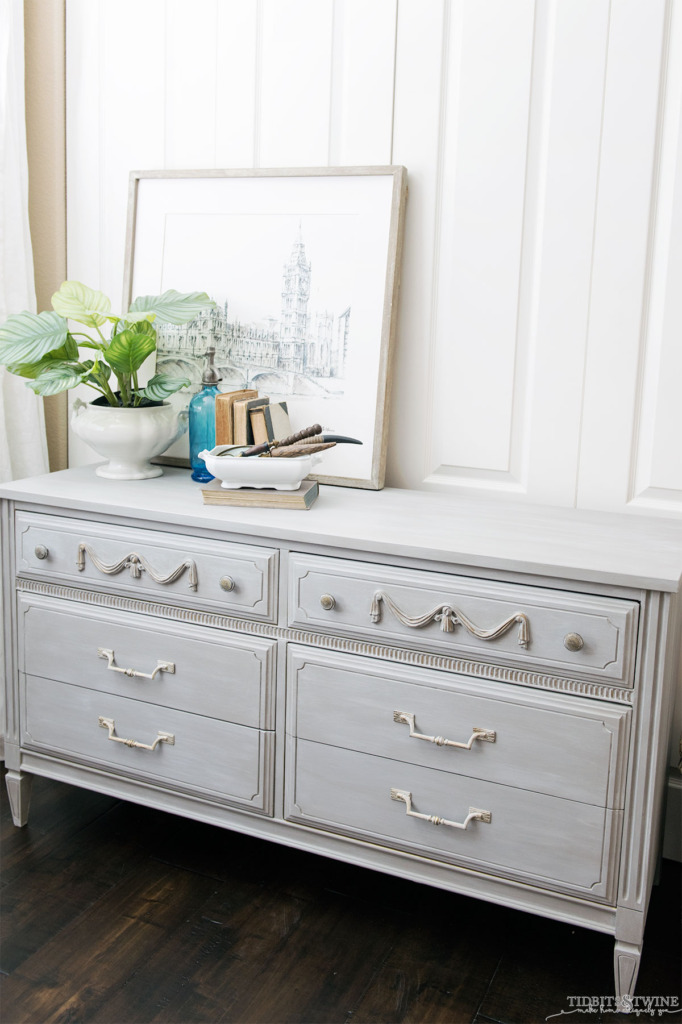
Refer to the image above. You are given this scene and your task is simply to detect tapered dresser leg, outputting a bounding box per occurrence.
[614,940,642,1001]
[5,770,33,826]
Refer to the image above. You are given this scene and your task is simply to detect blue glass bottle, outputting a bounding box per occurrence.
[189,347,221,482]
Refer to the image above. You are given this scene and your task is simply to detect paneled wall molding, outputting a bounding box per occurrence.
[629,0,682,516]
[576,0,680,516]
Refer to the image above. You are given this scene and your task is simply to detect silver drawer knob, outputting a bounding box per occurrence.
[34,545,49,560]
[564,632,584,652]
[219,576,235,592]
[320,594,336,611]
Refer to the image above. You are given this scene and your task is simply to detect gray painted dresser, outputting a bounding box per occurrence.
[2,466,681,999]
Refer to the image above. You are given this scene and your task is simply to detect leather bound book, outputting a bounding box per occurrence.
[268,401,292,441]
[250,406,272,446]
[215,389,257,445]
[232,396,270,446]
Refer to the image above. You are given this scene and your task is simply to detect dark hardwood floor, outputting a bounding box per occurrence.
[1,770,680,1024]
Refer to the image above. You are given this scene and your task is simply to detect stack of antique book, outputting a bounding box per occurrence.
[214,390,293,448]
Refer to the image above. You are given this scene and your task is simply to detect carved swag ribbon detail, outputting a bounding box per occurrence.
[370,591,529,647]
[77,543,198,591]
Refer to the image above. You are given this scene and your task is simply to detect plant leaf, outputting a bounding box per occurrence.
[81,360,112,387]
[63,333,81,359]
[26,363,86,396]
[141,373,192,402]
[120,311,157,325]
[128,289,214,325]
[7,357,59,380]
[105,322,157,374]
[5,333,80,379]
[51,281,111,327]
[77,338,107,350]
[0,311,69,365]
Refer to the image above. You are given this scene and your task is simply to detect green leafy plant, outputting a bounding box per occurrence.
[0,281,215,407]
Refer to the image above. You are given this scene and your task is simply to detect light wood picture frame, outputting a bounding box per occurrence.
[123,167,407,489]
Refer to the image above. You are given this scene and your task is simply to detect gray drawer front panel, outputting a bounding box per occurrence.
[287,647,630,808]
[16,512,278,621]
[289,553,638,686]
[23,676,274,814]
[285,740,619,900]
[19,594,276,729]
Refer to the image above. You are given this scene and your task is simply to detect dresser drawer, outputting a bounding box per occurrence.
[286,647,630,807]
[23,676,274,814]
[289,554,639,686]
[18,594,276,729]
[285,740,620,900]
[15,512,278,621]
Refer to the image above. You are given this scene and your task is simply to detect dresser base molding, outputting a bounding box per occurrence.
[3,469,681,1004]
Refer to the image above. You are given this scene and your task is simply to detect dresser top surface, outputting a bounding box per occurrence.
[2,466,682,591]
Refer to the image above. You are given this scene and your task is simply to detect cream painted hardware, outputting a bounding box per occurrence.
[77,542,198,591]
[370,591,529,647]
[320,594,336,610]
[564,632,585,652]
[390,788,492,829]
[34,545,49,560]
[97,647,175,680]
[219,576,235,592]
[98,716,175,751]
[393,710,496,748]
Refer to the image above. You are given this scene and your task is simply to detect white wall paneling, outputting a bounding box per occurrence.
[386,0,447,490]
[631,0,682,515]
[576,0,677,515]
[215,2,259,168]
[429,0,535,483]
[520,0,611,507]
[165,0,219,169]
[258,0,334,168]
[65,0,681,803]
[329,0,397,166]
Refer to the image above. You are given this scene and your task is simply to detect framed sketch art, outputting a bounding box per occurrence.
[122,166,407,489]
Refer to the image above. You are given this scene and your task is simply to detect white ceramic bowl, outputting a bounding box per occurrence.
[198,445,322,490]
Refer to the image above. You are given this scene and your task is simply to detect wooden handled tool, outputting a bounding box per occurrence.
[293,433,362,446]
[239,424,322,457]
[269,442,336,458]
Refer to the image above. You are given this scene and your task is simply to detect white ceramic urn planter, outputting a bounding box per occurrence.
[71,398,188,480]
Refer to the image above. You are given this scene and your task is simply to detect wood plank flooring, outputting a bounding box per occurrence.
[1,771,680,1024]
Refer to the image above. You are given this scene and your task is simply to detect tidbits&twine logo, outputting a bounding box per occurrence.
[546,994,680,1019]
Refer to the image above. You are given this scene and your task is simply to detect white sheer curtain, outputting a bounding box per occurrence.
[0,0,49,483]
[0,0,49,756]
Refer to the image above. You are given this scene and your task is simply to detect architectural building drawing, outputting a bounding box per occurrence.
[156,228,349,395]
